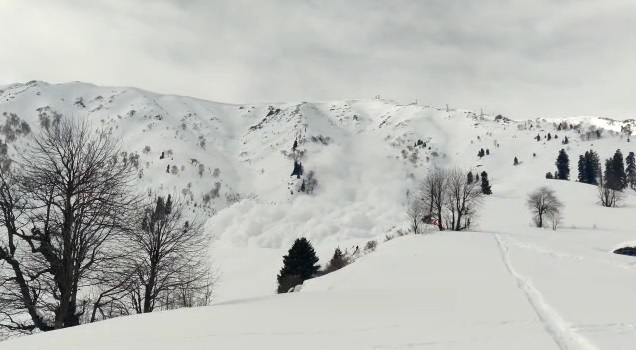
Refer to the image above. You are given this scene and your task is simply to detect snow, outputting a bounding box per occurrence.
[1,81,636,349]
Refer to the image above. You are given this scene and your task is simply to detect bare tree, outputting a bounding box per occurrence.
[416,168,482,231]
[126,194,213,314]
[407,197,425,234]
[444,168,482,231]
[598,171,624,208]
[0,117,139,332]
[527,187,563,228]
[419,167,447,231]
[546,211,563,231]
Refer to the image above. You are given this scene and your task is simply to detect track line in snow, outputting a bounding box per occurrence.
[494,234,598,350]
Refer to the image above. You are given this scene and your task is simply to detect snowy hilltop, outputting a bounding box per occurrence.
[1,81,636,349]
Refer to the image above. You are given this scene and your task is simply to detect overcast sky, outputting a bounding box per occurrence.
[2,0,636,119]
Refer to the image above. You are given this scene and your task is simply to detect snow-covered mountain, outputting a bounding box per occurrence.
[2,81,636,349]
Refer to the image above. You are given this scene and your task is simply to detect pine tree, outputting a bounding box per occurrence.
[514,157,519,166]
[324,247,349,273]
[486,149,490,155]
[480,171,492,195]
[547,133,552,141]
[577,154,586,182]
[596,129,601,138]
[626,151,636,190]
[478,148,485,158]
[563,136,569,144]
[614,149,627,190]
[536,134,541,141]
[277,238,320,293]
[475,173,480,182]
[546,172,554,179]
[467,171,474,184]
[604,158,616,190]
[555,149,570,180]
[585,150,600,185]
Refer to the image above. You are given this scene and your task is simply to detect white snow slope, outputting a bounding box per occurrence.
[2,81,636,349]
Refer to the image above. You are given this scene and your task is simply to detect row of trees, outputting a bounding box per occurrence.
[551,148,635,207]
[276,238,352,293]
[0,118,214,334]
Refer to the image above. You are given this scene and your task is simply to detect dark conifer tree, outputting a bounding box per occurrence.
[324,247,349,273]
[604,158,616,190]
[475,173,480,182]
[626,151,636,190]
[467,171,474,184]
[546,172,554,179]
[577,154,586,182]
[611,149,627,190]
[514,157,519,166]
[292,139,298,151]
[480,171,492,195]
[547,133,552,141]
[536,134,541,141]
[555,149,570,180]
[277,238,320,293]
[596,130,601,138]
[585,150,600,185]
[486,149,490,155]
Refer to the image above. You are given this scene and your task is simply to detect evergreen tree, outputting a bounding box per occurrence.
[555,149,570,180]
[467,171,474,184]
[612,149,627,190]
[478,148,485,158]
[563,136,569,144]
[584,150,600,185]
[514,157,519,166]
[596,129,601,138]
[486,149,490,155]
[577,154,586,182]
[536,134,541,141]
[547,133,552,141]
[324,247,349,273]
[277,238,320,293]
[604,158,616,190]
[546,172,554,179]
[480,171,492,195]
[626,151,636,190]
[475,173,480,182]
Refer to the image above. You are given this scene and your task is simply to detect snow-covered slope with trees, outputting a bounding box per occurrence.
[1,80,636,349]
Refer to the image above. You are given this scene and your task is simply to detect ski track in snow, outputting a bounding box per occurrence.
[488,231,636,272]
[494,234,599,350]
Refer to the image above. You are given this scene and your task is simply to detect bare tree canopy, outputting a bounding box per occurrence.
[127,194,214,314]
[527,186,563,228]
[0,117,139,332]
[415,167,482,231]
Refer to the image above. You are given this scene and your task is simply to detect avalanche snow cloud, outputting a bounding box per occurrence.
[3,0,636,118]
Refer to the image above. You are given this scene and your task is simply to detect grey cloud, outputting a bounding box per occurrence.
[1,0,636,118]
